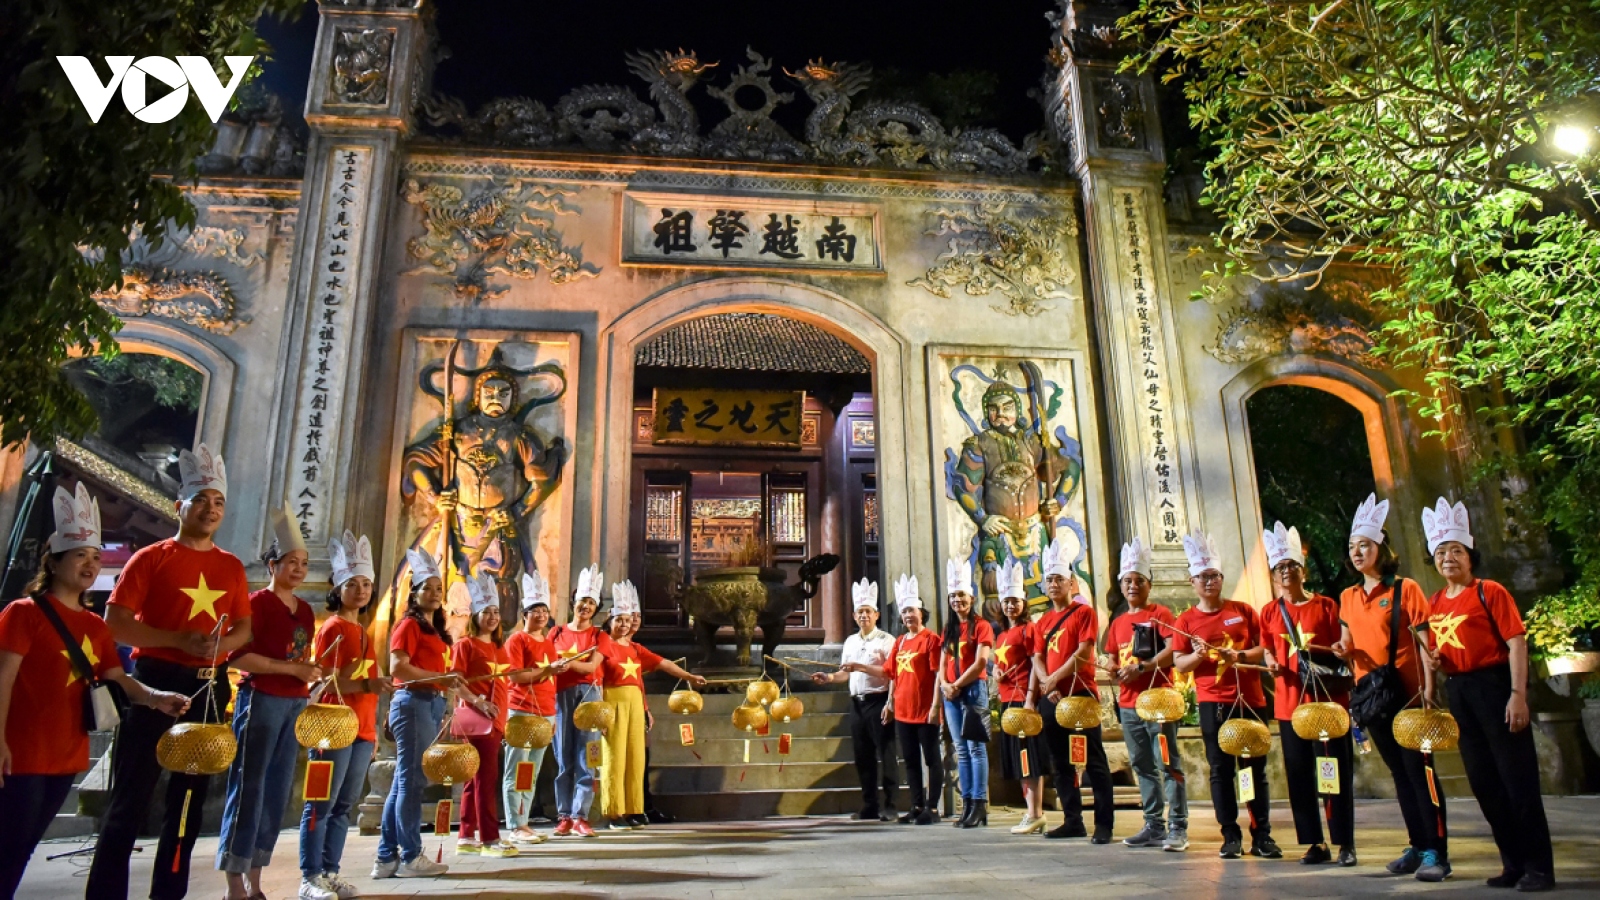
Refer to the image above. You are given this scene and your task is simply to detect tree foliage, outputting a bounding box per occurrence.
[1123,0,1600,591]
[0,0,301,448]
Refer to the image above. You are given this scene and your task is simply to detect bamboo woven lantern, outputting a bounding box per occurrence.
[1291,701,1351,741]
[746,679,781,707]
[1001,707,1043,738]
[504,714,554,750]
[295,703,359,751]
[1054,696,1101,730]
[667,689,704,715]
[1217,717,1273,757]
[573,701,614,733]
[422,740,480,786]
[1135,687,1186,723]
[770,696,805,723]
[1393,708,1460,752]
[157,722,238,775]
[732,702,770,733]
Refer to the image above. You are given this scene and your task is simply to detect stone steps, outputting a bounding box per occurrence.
[653,734,851,765]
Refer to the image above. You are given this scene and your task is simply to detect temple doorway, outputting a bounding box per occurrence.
[626,313,876,647]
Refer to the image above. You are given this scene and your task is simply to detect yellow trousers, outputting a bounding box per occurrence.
[601,685,646,819]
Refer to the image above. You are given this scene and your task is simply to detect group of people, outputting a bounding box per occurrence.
[0,437,1560,898]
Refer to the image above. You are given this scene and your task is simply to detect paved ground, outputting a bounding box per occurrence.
[20,798,1600,899]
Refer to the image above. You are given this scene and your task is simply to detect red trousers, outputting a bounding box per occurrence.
[458,730,502,843]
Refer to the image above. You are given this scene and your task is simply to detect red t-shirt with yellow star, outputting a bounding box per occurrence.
[994,624,1032,703]
[0,595,123,775]
[505,629,557,715]
[942,618,995,683]
[315,615,379,743]
[1103,603,1178,709]
[390,616,450,674]
[1428,579,1525,675]
[886,628,942,724]
[550,624,604,691]
[453,635,510,732]
[598,636,664,689]
[1260,595,1346,719]
[108,539,249,667]
[1172,600,1266,707]
[1027,602,1100,699]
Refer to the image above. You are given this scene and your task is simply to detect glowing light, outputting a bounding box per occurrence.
[1552,124,1593,156]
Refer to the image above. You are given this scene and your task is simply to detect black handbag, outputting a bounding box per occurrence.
[1348,580,1408,726]
[1276,599,1355,695]
[34,595,129,732]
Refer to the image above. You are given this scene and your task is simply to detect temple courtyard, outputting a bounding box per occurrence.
[19,798,1599,898]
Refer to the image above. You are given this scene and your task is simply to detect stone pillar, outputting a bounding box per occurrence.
[271,0,427,558]
[1046,1,1204,598]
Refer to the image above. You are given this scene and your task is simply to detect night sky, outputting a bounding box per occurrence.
[257,1,1060,141]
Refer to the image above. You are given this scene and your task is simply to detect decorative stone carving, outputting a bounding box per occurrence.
[328,27,395,106]
[401,179,597,302]
[625,48,714,157]
[909,201,1080,317]
[84,226,253,333]
[1095,77,1145,150]
[1206,290,1377,365]
[182,227,264,268]
[704,48,805,161]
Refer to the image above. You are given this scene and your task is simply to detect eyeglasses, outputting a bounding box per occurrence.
[1195,572,1223,583]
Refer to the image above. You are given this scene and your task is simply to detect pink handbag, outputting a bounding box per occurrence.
[450,701,494,738]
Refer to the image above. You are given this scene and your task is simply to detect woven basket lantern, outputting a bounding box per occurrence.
[732,702,770,733]
[295,703,359,751]
[1135,687,1186,723]
[422,740,480,786]
[667,689,704,715]
[746,679,781,707]
[1217,717,1273,757]
[1290,701,1351,741]
[1393,708,1460,752]
[1054,696,1101,730]
[157,722,237,776]
[770,696,805,723]
[504,714,554,750]
[573,700,614,733]
[1001,707,1043,738]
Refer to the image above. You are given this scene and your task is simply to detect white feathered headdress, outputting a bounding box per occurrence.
[1422,497,1473,554]
[1041,530,1080,579]
[520,570,550,609]
[574,564,603,602]
[611,579,641,617]
[1350,493,1390,544]
[995,559,1026,601]
[406,546,442,587]
[893,573,922,611]
[1262,521,1306,569]
[945,557,974,597]
[851,577,878,611]
[1181,530,1223,577]
[48,483,101,553]
[177,443,227,501]
[1118,536,1152,581]
[467,571,500,617]
[328,530,375,587]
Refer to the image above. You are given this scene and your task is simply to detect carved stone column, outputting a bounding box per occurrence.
[1047,1,1204,596]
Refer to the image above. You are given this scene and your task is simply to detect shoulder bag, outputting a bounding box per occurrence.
[35,597,129,732]
[1347,580,1408,726]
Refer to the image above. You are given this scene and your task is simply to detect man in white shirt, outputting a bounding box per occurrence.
[813,578,898,821]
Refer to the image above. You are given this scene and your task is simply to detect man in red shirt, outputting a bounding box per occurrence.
[1171,530,1279,862]
[89,444,254,900]
[1028,532,1114,843]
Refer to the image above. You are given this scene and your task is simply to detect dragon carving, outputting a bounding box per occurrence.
[625,48,715,157]
[95,266,243,334]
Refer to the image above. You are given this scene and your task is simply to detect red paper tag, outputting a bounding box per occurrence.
[1070,734,1087,767]
[1158,733,1170,767]
[756,718,770,737]
[1020,749,1031,778]
[778,733,792,755]
[433,799,453,835]
[1426,765,1440,806]
[680,723,695,746]
[514,760,536,792]
[586,740,603,768]
[303,759,334,802]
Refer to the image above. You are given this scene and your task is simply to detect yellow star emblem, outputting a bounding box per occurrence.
[994,644,1013,667]
[896,650,916,674]
[538,654,553,667]
[350,657,374,679]
[1047,630,1063,654]
[182,574,226,622]
[1206,634,1237,678]
[62,635,100,686]
[491,660,510,676]
[442,646,453,670]
[1286,626,1314,660]
[1430,613,1468,652]
[1117,646,1135,669]
[559,644,585,659]
[957,639,969,659]
[620,657,642,681]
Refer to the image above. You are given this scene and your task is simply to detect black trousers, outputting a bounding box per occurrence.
[1447,665,1554,879]
[1198,702,1272,841]
[1369,710,1448,854]
[0,772,74,900]
[1040,696,1114,830]
[1277,720,1354,847]
[894,720,942,813]
[851,693,897,812]
[88,660,231,900]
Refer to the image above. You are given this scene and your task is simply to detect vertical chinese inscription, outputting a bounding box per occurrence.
[284,145,373,544]
[1114,188,1188,546]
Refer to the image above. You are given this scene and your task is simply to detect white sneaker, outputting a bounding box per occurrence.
[370,858,398,880]
[321,872,358,899]
[1011,814,1046,835]
[396,855,449,878]
[298,877,337,900]
[509,828,548,844]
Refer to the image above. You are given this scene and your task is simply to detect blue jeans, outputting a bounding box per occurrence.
[217,687,307,873]
[554,683,600,820]
[1119,706,1188,830]
[943,681,990,801]
[503,712,554,829]
[378,689,444,863]
[299,738,374,877]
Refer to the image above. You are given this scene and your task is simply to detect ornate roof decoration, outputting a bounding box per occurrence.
[53,437,179,523]
[1205,278,1380,366]
[634,313,869,374]
[908,200,1081,317]
[418,48,1047,175]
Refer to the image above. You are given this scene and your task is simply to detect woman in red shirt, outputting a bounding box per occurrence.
[0,486,187,899]
[992,564,1047,836]
[454,574,516,857]
[217,509,325,900]
[1421,498,1553,891]
[1258,522,1354,867]
[297,531,390,899]
[502,571,564,843]
[882,574,943,824]
[551,565,606,838]
[938,557,993,829]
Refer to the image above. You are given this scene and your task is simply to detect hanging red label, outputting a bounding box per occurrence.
[1158,733,1171,767]
[514,760,536,792]
[303,759,334,802]
[680,723,695,746]
[1020,749,1031,778]
[433,799,453,835]
[1070,734,1087,766]
[586,740,603,768]
[778,733,792,755]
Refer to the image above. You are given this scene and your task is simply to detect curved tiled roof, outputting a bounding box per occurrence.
[635,313,870,374]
